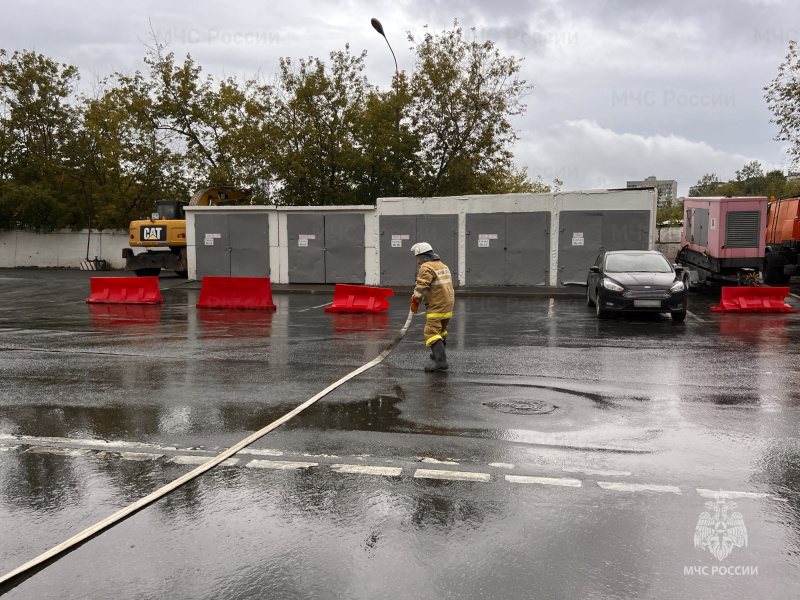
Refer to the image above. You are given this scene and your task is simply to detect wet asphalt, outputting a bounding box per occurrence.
[0,269,798,599]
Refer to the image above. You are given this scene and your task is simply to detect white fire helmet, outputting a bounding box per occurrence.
[410,242,433,256]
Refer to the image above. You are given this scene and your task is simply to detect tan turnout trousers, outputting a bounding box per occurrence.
[413,259,455,347]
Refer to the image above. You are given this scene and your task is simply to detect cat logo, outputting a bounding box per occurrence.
[141,226,166,242]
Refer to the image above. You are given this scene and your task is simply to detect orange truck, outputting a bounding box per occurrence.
[764,195,800,284]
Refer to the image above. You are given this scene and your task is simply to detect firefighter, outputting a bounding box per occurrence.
[410,242,454,371]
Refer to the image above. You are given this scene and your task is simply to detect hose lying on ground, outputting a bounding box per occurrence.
[0,310,415,591]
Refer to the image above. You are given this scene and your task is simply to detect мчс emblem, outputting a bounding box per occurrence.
[694,496,748,561]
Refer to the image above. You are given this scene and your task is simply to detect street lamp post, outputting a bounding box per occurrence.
[370,18,398,76]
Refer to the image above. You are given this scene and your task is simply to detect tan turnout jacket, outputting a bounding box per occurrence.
[413,260,454,318]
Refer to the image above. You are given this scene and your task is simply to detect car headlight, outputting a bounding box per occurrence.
[602,278,624,292]
[670,281,685,293]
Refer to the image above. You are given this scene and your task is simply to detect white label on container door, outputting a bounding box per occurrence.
[478,234,498,240]
[572,238,584,246]
[204,233,214,240]
[298,239,308,247]
[204,239,214,246]
[391,240,402,248]
[299,234,316,240]
[478,239,490,248]
[710,218,716,230]
[212,233,221,239]
[573,232,583,238]
[392,234,410,240]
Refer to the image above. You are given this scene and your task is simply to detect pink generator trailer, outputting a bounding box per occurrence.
[676,196,767,289]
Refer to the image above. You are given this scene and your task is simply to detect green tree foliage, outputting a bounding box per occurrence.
[0,49,84,230]
[689,172,722,197]
[765,40,800,168]
[407,22,533,196]
[691,161,800,199]
[1,22,553,229]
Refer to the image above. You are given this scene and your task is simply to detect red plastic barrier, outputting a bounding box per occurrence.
[710,286,797,313]
[325,284,393,313]
[196,277,277,310]
[86,277,162,304]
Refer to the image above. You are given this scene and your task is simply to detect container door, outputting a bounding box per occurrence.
[506,212,550,285]
[195,213,231,278]
[602,210,651,251]
[288,214,325,283]
[380,215,417,286]
[325,214,365,284]
[693,209,709,248]
[229,213,270,278]
[466,213,506,285]
[559,211,603,285]
[417,215,459,286]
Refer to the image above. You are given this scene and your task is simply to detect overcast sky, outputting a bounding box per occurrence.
[3,0,798,196]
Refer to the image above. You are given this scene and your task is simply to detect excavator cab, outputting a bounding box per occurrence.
[154,199,188,220]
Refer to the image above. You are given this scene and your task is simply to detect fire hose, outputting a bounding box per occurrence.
[0,310,415,591]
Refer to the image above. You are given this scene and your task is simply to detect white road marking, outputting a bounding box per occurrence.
[420,457,459,465]
[119,452,164,461]
[696,488,770,500]
[790,293,800,300]
[488,462,515,469]
[237,448,284,457]
[331,464,402,477]
[562,467,631,477]
[414,469,491,483]
[0,445,20,452]
[171,455,239,466]
[686,310,704,322]
[25,446,91,457]
[597,482,682,494]
[506,475,582,487]
[245,459,318,470]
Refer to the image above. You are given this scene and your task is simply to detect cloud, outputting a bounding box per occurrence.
[516,119,776,195]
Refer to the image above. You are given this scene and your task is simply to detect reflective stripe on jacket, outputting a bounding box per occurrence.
[413,260,454,317]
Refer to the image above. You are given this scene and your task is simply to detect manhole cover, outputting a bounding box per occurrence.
[483,400,557,415]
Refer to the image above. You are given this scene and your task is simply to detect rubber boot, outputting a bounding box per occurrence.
[430,335,446,359]
[425,340,449,372]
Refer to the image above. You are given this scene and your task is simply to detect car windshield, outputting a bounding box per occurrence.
[604,253,672,273]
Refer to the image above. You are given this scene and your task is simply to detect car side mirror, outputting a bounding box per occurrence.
[589,265,600,273]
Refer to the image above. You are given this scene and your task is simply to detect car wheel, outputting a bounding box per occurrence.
[671,311,687,322]
[586,283,595,307]
[595,291,610,319]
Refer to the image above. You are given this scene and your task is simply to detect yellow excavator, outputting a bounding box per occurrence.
[123,185,252,277]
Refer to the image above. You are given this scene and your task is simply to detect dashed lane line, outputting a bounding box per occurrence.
[245,459,318,470]
[506,475,582,487]
[171,455,240,467]
[1,438,788,501]
[331,464,403,477]
[597,482,682,494]
[696,488,772,500]
[414,469,491,483]
[562,467,631,477]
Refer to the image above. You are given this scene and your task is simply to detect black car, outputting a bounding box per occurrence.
[586,250,687,321]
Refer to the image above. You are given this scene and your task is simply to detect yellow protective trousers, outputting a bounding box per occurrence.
[424,317,450,347]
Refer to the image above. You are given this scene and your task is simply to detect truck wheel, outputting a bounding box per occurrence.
[764,251,783,284]
[135,268,161,277]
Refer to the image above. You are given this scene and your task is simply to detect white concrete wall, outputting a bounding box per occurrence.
[0,229,130,268]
